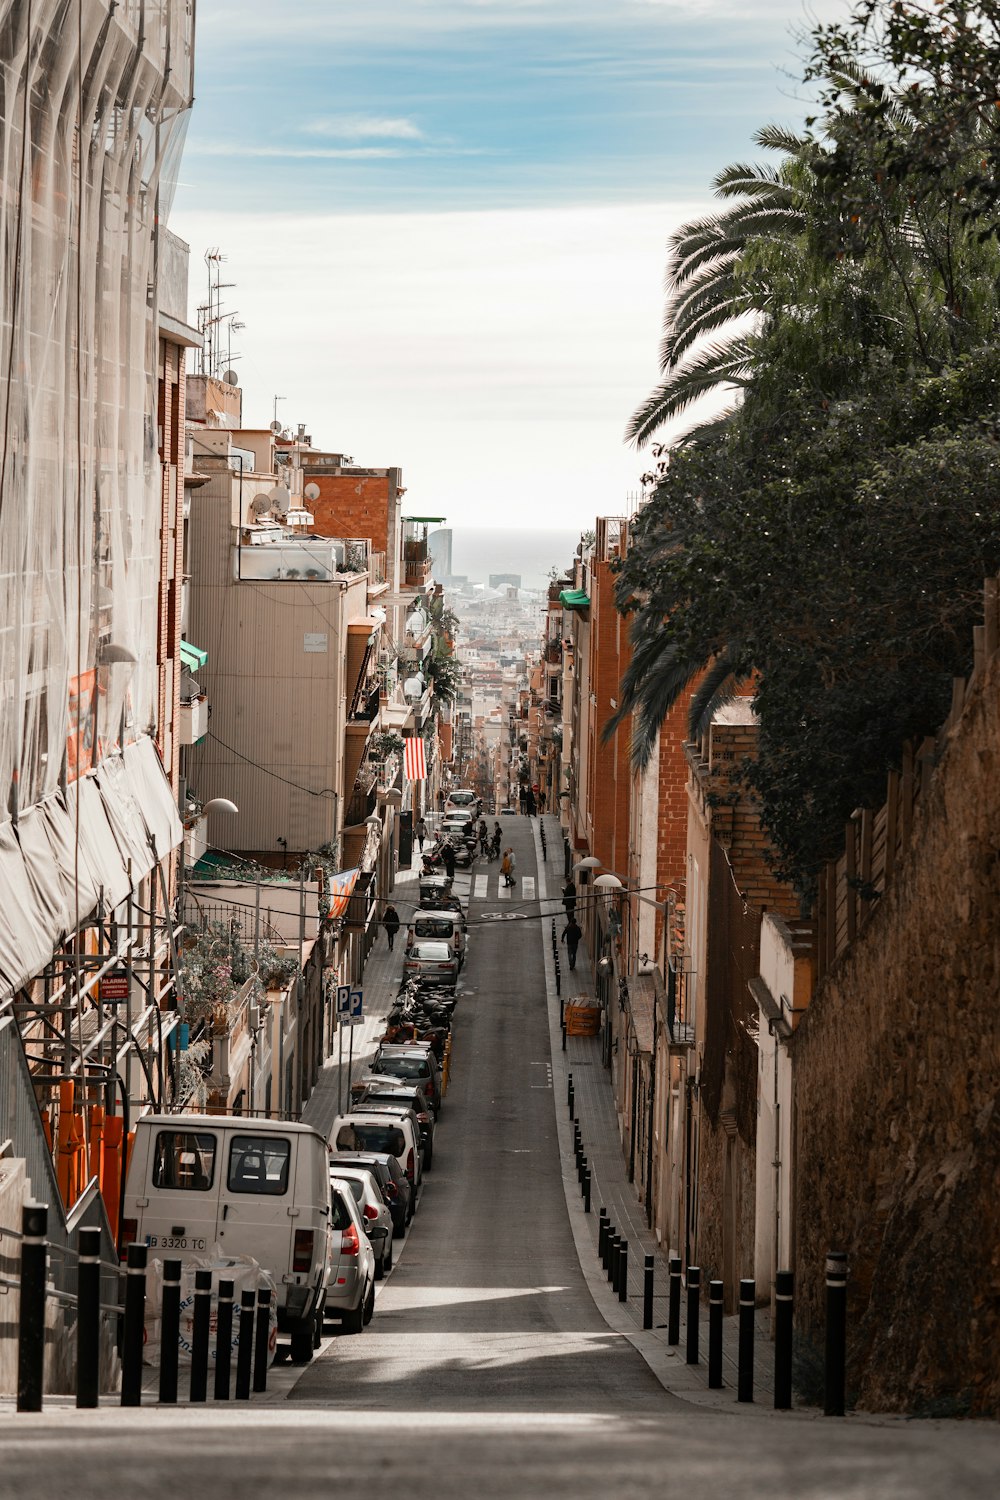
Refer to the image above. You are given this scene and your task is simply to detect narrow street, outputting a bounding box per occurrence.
[3,819,998,1499]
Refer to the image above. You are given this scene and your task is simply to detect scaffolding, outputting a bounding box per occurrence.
[0,1,195,1229]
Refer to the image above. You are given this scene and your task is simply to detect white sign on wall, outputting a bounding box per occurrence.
[303,632,328,653]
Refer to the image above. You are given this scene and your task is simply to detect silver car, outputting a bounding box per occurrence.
[331,1165,394,1279]
[403,938,459,989]
[326,1177,376,1333]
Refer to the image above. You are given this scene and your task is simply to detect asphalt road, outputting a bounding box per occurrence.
[2,817,998,1498]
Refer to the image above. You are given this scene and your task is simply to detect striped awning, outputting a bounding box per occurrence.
[180,640,208,671]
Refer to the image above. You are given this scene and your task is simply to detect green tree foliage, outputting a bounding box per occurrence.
[614,6,1000,900]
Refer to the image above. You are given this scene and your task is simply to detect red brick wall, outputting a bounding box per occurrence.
[586,560,632,873]
[308,474,391,554]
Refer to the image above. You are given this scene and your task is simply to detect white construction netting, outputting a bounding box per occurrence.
[0,0,192,821]
[0,0,191,816]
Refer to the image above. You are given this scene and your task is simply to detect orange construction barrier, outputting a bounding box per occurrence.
[56,1082,74,1206]
[66,1113,85,1207]
[88,1105,105,1191]
[102,1115,124,1240]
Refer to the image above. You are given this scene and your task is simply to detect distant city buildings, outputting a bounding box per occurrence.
[489,572,521,591]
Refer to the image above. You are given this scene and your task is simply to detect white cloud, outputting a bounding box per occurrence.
[186,143,405,160]
[170,201,710,530]
[303,116,425,142]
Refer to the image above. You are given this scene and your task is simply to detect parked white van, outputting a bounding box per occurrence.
[122,1114,332,1363]
[405,908,466,965]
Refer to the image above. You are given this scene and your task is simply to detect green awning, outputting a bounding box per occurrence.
[180,640,208,670]
[559,589,590,610]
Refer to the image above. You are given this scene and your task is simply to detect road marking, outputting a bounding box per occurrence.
[474,874,488,900]
[498,880,511,900]
[522,876,535,901]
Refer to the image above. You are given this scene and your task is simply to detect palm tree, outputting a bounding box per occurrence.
[626,124,808,449]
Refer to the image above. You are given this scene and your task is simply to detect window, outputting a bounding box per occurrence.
[331,1190,353,1231]
[227,1135,292,1195]
[350,1124,405,1157]
[153,1131,216,1191]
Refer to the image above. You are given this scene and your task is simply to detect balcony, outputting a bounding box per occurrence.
[179,694,209,746]
[344,784,378,827]
[351,683,381,725]
[342,870,376,932]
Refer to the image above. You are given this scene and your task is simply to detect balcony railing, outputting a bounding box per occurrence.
[351,683,381,724]
[345,785,378,826]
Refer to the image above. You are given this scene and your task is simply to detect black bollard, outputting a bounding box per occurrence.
[235,1288,255,1399]
[76,1226,101,1409]
[598,1210,608,1260]
[573,1124,582,1156]
[159,1259,182,1405]
[668,1256,681,1345]
[17,1202,48,1413]
[708,1280,724,1388]
[214,1279,235,1401]
[617,1241,628,1303]
[189,1269,212,1402]
[253,1286,271,1392]
[686,1265,701,1364]
[824,1252,847,1417]
[643,1254,654,1331]
[608,1234,619,1284]
[737,1277,755,1403]
[774,1268,794,1410]
[561,1005,566,1049]
[121,1241,148,1407]
[578,1153,587,1189]
[567,1073,574,1120]
[583,1168,591,1215]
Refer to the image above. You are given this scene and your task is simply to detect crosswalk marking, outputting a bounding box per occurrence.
[498,880,511,900]
[522,876,535,901]
[474,875,488,900]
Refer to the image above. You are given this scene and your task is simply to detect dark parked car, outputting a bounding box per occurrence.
[328,1150,413,1236]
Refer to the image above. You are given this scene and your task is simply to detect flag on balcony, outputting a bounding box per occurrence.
[327,867,360,920]
[403,737,426,782]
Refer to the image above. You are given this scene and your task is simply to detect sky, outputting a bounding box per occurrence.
[170,0,842,533]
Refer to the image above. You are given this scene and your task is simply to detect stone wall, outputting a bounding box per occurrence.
[791,646,1000,1416]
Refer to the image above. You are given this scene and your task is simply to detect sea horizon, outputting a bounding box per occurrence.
[445,525,580,593]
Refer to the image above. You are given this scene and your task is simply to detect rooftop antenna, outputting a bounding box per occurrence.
[197,249,236,377]
[271,394,286,435]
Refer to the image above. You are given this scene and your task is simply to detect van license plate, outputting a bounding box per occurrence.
[146,1235,207,1251]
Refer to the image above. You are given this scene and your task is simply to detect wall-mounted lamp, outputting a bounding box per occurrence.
[202,797,239,816]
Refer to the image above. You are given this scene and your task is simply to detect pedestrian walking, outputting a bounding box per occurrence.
[562,878,577,919]
[442,841,456,881]
[560,916,582,971]
[538,789,546,814]
[526,788,537,817]
[519,787,527,815]
[415,816,427,853]
[478,819,488,857]
[383,904,400,951]
[501,849,514,887]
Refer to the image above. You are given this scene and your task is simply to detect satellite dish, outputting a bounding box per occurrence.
[248,493,271,521]
[269,485,291,515]
[304,482,320,502]
[269,420,283,434]
[223,369,239,386]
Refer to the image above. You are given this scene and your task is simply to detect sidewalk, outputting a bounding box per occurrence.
[534,815,782,1414]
